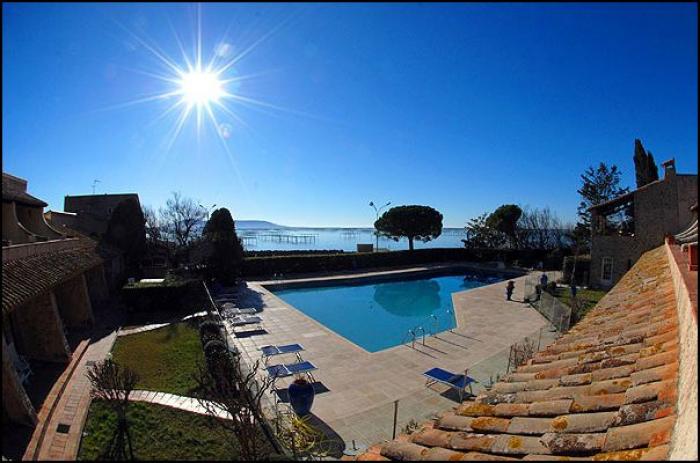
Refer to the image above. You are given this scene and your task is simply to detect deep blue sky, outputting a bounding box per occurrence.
[3,3,697,227]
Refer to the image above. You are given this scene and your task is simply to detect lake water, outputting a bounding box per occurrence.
[238,227,466,252]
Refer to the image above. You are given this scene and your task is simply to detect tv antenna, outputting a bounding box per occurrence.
[92,179,101,194]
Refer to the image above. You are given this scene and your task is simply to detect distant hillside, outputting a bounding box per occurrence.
[235,220,287,229]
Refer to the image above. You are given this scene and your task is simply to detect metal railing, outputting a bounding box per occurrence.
[402,308,454,349]
[523,273,571,333]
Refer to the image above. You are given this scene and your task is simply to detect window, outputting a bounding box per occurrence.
[601,257,614,282]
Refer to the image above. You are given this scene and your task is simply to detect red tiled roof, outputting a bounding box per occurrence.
[2,242,103,314]
[351,246,684,461]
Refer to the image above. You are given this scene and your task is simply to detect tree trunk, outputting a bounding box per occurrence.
[408,237,414,251]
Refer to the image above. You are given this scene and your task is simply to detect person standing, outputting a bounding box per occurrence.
[506,281,515,301]
[540,272,548,290]
[569,281,577,299]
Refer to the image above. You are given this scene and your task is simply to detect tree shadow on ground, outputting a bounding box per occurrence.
[235,287,265,311]
[273,382,330,403]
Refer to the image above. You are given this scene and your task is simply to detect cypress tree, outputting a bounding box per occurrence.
[633,139,659,188]
[202,208,244,284]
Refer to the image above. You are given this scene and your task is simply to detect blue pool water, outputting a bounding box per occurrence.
[272,271,504,352]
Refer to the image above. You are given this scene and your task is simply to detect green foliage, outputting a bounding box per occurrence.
[203,339,228,358]
[104,198,146,274]
[374,205,443,250]
[575,162,629,246]
[463,213,506,249]
[552,286,607,326]
[111,321,205,396]
[486,204,522,248]
[199,320,223,345]
[203,208,244,285]
[633,139,659,188]
[79,401,257,460]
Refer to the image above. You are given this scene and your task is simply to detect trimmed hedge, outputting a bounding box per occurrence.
[242,247,569,278]
[121,277,201,312]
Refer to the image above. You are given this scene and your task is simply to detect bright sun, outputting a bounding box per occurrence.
[177,69,225,107]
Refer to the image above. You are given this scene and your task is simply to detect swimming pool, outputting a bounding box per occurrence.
[271,271,505,352]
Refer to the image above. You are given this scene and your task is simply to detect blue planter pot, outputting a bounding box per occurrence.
[288,379,315,416]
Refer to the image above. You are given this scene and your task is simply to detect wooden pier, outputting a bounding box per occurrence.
[247,232,317,244]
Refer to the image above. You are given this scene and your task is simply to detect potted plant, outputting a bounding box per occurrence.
[287,375,315,416]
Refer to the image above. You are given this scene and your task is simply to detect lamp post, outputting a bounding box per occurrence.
[369,201,391,252]
[199,203,217,221]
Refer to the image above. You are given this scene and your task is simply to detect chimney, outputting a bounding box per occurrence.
[661,158,676,179]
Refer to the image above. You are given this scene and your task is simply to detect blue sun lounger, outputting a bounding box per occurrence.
[266,360,317,385]
[260,343,304,365]
[423,367,477,401]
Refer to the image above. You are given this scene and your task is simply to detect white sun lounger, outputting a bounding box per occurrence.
[260,343,305,365]
[227,315,264,334]
[220,303,257,316]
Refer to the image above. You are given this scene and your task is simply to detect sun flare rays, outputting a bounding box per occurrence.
[106,5,293,156]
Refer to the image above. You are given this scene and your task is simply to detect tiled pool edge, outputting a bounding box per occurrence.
[250,282,375,356]
[230,266,555,454]
[255,262,525,291]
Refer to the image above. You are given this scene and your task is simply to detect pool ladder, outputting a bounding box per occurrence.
[404,326,426,349]
[403,310,455,349]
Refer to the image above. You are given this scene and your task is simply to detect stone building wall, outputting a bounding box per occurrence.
[54,274,94,328]
[11,293,71,363]
[591,173,698,288]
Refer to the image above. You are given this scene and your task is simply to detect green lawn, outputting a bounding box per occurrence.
[111,320,204,396]
[78,400,274,460]
[553,286,608,325]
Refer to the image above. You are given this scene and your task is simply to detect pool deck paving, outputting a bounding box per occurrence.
[227,265,560,454]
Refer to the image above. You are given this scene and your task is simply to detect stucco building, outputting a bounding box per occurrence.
[588,159,697,288]
[2,173,115,431]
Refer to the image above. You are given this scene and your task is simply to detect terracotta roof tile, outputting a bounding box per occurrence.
[2,241,104,313]
[590,364,635,382]
[380,441,427,460]
[438,415,475,431]
[491,434,550,455]
[507,417,552,435]
[448,433,497,452]
[541,432,606,453]
[528,399,573,416]
[550,412,617,433]
[602,415,676,451]
[470,417,511,433]
[458,451,519,460]
[354,246,690,461]
[493,403,529,417]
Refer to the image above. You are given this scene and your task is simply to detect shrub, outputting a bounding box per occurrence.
[545,281,557,294]
[199,320,224,345]
[203,339,228,359]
